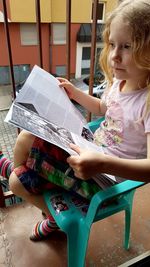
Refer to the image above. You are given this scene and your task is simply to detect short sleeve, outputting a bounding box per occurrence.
[144,110,150,133]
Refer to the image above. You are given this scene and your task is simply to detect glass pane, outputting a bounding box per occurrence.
[91,2,104,20]
[97,3,103,20]
[82,47,91,60]
[20,23,37,45]
[55,65,66,76]
[53,23,66,44]
[0,66,10,85]
[81,68,90,75]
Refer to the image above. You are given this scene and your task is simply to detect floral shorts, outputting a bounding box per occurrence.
[14,137,101,200]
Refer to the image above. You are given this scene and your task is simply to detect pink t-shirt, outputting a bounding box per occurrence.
[94,80,150,159]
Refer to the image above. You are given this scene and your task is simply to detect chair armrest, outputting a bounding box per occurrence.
[86,180,144,223]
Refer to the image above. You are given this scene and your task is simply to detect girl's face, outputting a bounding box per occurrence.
[108,16,148,89]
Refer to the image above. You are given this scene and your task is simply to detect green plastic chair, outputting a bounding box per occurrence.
[43,118,144,267]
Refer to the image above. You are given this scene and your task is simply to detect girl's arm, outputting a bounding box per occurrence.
[67,133,150,183]
[58,78,107,116]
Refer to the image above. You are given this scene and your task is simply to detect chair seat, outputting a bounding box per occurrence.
[44,180,144,267]
[44,187,129,225]
[44,179,144,225]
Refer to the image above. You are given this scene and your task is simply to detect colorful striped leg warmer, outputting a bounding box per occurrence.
[0,151,14,179]
[30,214,59,241]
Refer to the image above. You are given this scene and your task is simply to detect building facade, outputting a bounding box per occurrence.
[0,0,118,84]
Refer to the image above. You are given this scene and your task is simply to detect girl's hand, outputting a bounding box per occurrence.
[57,77,79,100]
[67,143,105,180]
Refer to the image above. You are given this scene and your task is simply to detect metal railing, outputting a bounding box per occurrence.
[0,0,99,207]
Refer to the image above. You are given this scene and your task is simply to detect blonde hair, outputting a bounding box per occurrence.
[100,0,150,113]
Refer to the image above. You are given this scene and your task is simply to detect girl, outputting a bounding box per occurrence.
[8,0,150,241]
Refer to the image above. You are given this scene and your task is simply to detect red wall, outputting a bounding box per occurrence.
[0,0,81,77]
[0,23,50,72]
[0,22,81,77]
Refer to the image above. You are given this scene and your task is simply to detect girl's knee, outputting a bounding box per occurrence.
[9,171,25,195]
[9,171,18,192]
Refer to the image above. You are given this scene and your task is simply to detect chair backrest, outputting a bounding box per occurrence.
[88,117,105,133]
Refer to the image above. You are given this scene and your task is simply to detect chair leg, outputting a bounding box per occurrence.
[124,208,131,250]
[0,182,5,207]
[67,223,90,267]
[124,190,135,250]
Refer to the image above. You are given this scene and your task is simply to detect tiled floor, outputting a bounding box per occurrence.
[1,183,150,267]
[0,110,17,160]
[0,85,12,111]
[0,92,150,266]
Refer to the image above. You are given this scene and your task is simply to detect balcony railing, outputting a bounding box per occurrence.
[0,0,99,207]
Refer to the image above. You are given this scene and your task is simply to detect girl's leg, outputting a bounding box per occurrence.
[9,169,59,241]
[9,171,50,215]
[10,140,101,241]
[27,142,100,200]
[30,214,59,241]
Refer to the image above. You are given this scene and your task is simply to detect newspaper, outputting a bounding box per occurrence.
[5,65,119,189]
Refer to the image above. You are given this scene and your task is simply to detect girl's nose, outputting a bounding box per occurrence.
[111,48,121,62]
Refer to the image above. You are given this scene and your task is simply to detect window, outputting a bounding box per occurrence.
[81,47,91,75]
[55,66,66,76]
[53,23,66,44]
[91,1,105,22]
[76,42,103,78]
[20,23,38,45]
[81,47,102,75]
[0,64,30,85]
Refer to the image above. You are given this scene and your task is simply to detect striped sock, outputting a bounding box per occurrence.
[0,151,14,179]
[30,214,59,241]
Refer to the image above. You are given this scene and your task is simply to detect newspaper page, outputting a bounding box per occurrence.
[15,65,87,136]
[6,102,77,156]
[5,65,119,189]
[5,65,95,155]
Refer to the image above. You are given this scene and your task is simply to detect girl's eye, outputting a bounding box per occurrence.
[124,44,131,49]
[109,42,131,50]
[109,42,115,48]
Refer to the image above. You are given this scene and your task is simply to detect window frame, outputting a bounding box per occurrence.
[75,42,103,78]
